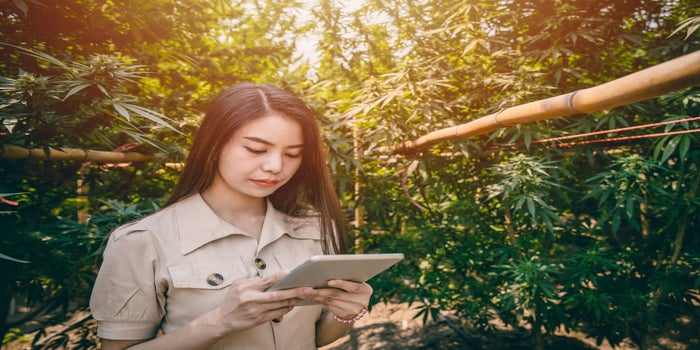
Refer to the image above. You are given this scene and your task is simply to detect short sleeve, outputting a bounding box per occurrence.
[89,225,164,340]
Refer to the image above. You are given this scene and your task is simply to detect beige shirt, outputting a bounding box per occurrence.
[90,193,325,350]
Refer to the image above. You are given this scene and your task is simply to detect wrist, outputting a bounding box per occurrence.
[330,307,368,324]
[202,308,237,338]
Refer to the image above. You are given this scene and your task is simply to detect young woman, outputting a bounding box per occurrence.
[90,83,373,349]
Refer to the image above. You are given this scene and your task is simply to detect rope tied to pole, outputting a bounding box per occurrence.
[566,91,581,114]
[493,109,507,128]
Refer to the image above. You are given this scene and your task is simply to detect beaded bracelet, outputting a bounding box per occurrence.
[331,306,368,324]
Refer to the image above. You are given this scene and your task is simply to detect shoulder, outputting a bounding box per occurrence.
[107,205,176,243]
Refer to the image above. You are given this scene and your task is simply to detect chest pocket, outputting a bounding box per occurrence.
[168,258,252,290]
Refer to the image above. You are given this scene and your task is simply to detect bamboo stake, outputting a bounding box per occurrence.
[353,114,366,253]
[393,50,700,154]
[0,144,162,163]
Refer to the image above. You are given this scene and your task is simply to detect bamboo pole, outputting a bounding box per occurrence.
[0,144,162,163]
[392,50,700,154]
[353,114,366,253]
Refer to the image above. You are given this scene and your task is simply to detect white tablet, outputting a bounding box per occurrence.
[266,253,404,296]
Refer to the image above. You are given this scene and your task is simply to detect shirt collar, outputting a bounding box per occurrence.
[174,193,319,255]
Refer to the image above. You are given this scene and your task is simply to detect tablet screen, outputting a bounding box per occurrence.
[266,253,404,293]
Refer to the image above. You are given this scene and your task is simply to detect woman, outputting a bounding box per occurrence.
[90,83,373,349]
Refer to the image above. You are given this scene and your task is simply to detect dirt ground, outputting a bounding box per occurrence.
[5,302,697,349]
[320,302,695,350]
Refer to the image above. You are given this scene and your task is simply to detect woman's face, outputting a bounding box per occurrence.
[209,113,304,202]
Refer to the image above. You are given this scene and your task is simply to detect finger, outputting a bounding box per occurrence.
[260,296,303,312]
[305,289,358,307]
[320,296,367,319]
[269,304,295,323]
[259,270,289,288]
[326,279,357,292]
[327,280,372,295]
[264,286,315,303]
[229,272,288,292]
[321,293,339,306]
[311,285,372,313]
[296,288,337,304]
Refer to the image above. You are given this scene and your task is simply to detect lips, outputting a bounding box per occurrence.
[252,179,280,187]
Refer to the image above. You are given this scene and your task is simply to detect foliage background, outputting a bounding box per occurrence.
[1,0,699,349]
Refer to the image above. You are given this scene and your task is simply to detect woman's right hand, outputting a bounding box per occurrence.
[210,271,313,332]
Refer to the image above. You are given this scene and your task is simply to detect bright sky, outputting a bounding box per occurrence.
[294,0,367,65]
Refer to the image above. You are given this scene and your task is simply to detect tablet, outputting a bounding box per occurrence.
[266,253,404,300]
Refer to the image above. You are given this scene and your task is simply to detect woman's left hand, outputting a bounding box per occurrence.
[306,280,373,319]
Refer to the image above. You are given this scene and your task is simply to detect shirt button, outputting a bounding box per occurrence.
[254,257,267,270]
[206,273,224,286]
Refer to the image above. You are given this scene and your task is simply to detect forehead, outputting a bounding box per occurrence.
[233,113,304,144]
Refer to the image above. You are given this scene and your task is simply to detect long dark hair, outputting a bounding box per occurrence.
[165,83,347,254]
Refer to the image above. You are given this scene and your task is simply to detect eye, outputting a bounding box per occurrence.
[245,146,266,154]
[285,152,302,158]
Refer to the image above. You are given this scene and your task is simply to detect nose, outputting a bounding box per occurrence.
[261,152,283,173]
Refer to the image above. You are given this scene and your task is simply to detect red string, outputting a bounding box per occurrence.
[80,142,142,174]
[112,142,141,154]
[534,116,700,145]
[554,128,700,147]
[0,197,19,206]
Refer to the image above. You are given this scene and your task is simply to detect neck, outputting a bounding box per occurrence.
[200,189,267,240]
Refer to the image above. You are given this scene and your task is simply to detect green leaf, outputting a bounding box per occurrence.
[406,159,420,178]
[113,102,131,120]
[63,83,93,100]
[0,252,29,264]
[678,135,690,160]
[96,84,111,97]
[11,0,29,16]
[120,103,181,133]
[612,212,621,233]
[661,135,680,162]
[1,43,70,69]
[669,16,700,39]
[526,197,536,217]
[625,197,635,219]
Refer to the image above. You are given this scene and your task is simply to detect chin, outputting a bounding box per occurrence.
[245,188,278,198]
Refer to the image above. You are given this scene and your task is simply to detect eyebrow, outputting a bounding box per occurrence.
[243,136,304,148]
